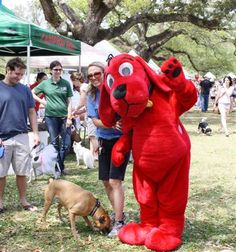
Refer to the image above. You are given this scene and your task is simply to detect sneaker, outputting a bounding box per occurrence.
[107,221,124,238]
[110,212,128,226]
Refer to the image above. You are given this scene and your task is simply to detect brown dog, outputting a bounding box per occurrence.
[42,179,111,239]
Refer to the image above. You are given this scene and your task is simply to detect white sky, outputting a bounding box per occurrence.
[2,0,28,9]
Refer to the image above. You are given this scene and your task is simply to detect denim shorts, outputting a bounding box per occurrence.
[98,138,130,181]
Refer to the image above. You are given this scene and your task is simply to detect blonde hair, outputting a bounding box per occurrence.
[87,61,105,100]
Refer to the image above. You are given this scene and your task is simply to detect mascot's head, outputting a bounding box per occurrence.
[99,53,170,127]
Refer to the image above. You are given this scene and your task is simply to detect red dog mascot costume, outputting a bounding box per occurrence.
[99,54,197,251]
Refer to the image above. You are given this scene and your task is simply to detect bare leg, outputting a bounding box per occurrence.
[220,109,229,135]
[103,180,114,209]
[89,136,98,159]
[109,179,124,222]
[16,175,29,206]
[103,179,124,222]
[0,177,6,209]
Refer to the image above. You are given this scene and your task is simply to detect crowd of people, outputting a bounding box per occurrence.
[194,74,236,137]
[0,57,130,238]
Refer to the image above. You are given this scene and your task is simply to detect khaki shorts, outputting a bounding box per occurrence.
[0,134,31,177]
[87,117,96,137]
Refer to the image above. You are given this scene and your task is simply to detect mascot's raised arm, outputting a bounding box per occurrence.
[99,54,197,251]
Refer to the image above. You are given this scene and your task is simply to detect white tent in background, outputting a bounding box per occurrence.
[148,59,161,73]
[30,42,111,69]
[128,49,161,73]
[94,40,121,56]
[227,72,236,79]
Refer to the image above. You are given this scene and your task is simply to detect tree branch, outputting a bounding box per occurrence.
[99,13,221,41]
[39,0,65,32]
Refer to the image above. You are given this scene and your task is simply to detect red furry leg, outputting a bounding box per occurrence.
[118,223,154,245]
[145,228,182,251]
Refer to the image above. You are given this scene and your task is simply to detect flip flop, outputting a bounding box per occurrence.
[22,204,38,212]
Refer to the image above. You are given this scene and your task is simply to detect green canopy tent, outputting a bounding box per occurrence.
[0,4,81,84]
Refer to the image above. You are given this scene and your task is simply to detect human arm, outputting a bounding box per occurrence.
[92,117,122,131]
[32,88,46,106]
[66,97,73,127]
[28,107,40,146]
[72,89,87,116]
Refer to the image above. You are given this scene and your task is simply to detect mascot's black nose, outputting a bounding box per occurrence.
[113,84,126,99]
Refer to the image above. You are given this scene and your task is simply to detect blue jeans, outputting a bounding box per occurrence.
[45,116,71,171]
[201,94,209,112]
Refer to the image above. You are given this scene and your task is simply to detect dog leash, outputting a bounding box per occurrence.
[29,133,61,157]
[89,199,101,216]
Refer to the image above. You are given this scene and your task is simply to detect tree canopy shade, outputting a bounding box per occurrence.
[0,4,81,56]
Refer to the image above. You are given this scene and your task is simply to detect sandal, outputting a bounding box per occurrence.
[22,204,38,212]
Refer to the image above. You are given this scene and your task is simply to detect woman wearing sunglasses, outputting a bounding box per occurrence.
[87,61,130,238]
[32,60,73,176]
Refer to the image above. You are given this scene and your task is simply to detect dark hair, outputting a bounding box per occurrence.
[36,72,47,82]
[223,76,233,86]
[49,60,62,70]
[70,72,84,82]
[0,73,5,80]
[87,61,105,100]
[6,57,26,71]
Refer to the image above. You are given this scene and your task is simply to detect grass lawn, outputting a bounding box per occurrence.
[0,107,235,252]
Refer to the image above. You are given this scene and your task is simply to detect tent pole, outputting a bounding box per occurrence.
[79,55,81,72]
[26,45,31,86]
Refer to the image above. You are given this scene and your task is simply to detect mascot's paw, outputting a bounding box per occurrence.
[111,150,125,167]
[145,228,182,251]
[161,57,187,90]
[118,223,153,245]
[161,57,182,79]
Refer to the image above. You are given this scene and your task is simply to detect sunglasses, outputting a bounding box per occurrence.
[87,72,102,80]
[52,68,62,72]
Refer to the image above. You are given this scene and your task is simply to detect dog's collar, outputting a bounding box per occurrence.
[89,199,101,216]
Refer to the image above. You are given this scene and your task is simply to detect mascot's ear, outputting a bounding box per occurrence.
[135,55,171,93]
[99,82,116,127]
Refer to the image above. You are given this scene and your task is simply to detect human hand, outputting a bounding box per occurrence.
[112,120,122,131]
[33,133,40,146]
[66,118,72,128]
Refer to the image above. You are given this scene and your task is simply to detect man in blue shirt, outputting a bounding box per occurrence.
[0,58,40,213]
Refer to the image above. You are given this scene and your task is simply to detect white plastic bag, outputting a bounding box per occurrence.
[40,144,58,176]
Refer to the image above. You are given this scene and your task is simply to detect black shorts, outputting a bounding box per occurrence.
[98,138,130,181]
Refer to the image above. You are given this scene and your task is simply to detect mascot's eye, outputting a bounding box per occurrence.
[106,74,114,88]
[119,62,133,76]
